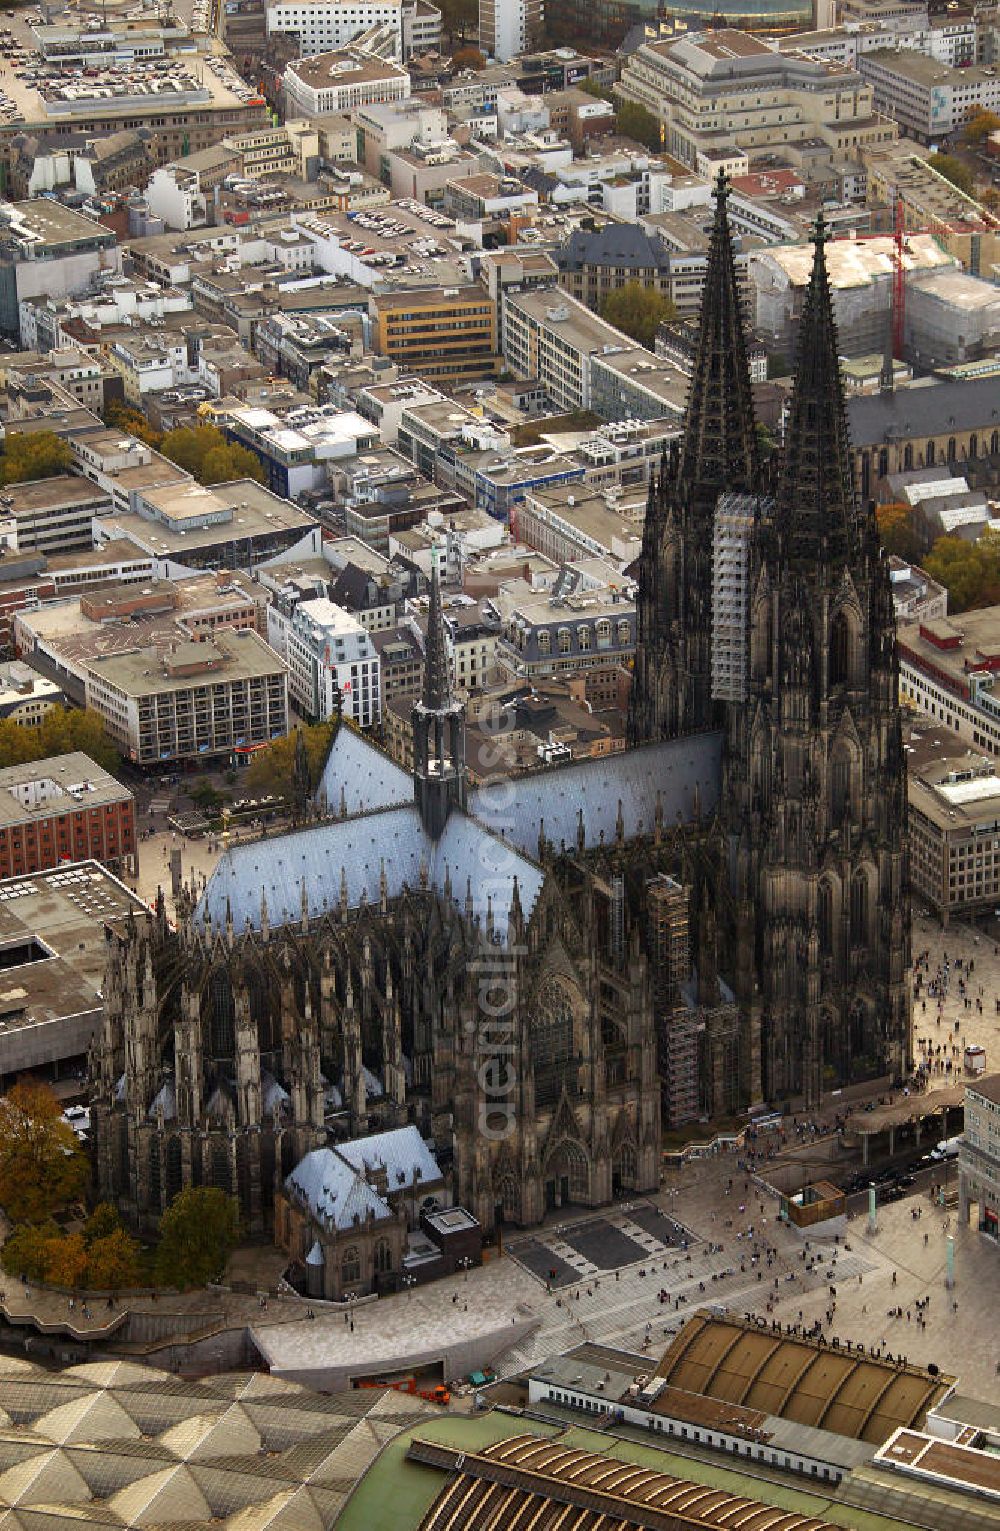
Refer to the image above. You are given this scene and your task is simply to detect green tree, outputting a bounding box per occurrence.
[1,1221,59,1281]
[600,281,677,349]
[0,706,120,772]
[877,502,921,562]
[580,77,614,103]
[155,1187,239,1289]
[927,152,975,197]
[0,1079,88,1223]
[0,431,73,487]
[245,720,334,800]
[160,425,265,487]
[86,1228,141,1292]
[83,1201,122,1246]
[613,98,662,153]
[755,421,777,462]
[926,530,1000,611]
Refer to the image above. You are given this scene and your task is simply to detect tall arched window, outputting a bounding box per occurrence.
[948,437,957,462]
[830,611,851,688]
[903,444,913,470]
[209,968,235,1063]
[927,440,936,465]
[374,1240,393,1275]
[826,753,851,826]
[341,1247,361,1285]
[850,872,869,947]
[969,433,978,458]
[818,879,834,957]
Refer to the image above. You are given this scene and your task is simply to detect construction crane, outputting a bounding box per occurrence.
[892,189,906,362]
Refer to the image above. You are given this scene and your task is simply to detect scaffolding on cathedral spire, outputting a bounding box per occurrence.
[422,551,451,711]
[776,212,859,570]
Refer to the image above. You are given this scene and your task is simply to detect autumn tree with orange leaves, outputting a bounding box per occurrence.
[0,1079,88,1222]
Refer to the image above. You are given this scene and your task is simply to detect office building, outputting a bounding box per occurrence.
[0,751,136,881]
[267,597,380,725]
[0,473,112,556]
[0,663,65,726]
[266,0,441,57]
[91,480,321,579]
[282,49,410,119]
[84,629,289,766]
[898,610,1000,759]
[858,50,1000,142]
[619,30,894,172]
[372,288,498,386]
[908,749,1000,922]
[0,201,121,341]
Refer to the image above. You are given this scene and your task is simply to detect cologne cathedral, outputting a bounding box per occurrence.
[90,178,911,1240]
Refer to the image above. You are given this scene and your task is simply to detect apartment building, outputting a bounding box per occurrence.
[267,597,380,725]
[84,630,288,766]
[480,0,544,63]
[372,288,498,386]
[0,751,136,879]
[619,29,895,170]
[495,586,635,682]
[959,1073,1000,1242]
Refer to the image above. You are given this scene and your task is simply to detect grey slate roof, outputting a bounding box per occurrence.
[558,223,671,275]
[197,802,545,943]
[317,726,412,816]
[468,732,723,857]
[285,1147,390,1231]
[846,376,1000,449]
[336,1125,442,1194]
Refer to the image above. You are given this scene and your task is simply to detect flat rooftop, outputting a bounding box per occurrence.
[287,51,407,89]
[108,480,317,555]
[0,474,109,517]
[18,572,267,666]
[0,41,251,125]
[0,752,131,828]
[0,861,145,1040]
[86,628,287,697]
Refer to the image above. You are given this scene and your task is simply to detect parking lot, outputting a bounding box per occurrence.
[0,7,249,125]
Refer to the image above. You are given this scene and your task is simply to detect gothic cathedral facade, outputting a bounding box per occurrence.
[629,179,911,1107]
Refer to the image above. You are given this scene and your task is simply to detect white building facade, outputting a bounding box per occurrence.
[268,597,381,726]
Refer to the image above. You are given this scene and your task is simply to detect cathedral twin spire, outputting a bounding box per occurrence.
[775,212,859,571]
[677,171,761,514]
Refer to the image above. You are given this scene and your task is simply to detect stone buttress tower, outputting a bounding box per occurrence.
[726,218,911,1106]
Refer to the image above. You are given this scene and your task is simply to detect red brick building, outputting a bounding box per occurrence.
[0,752,137,880]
